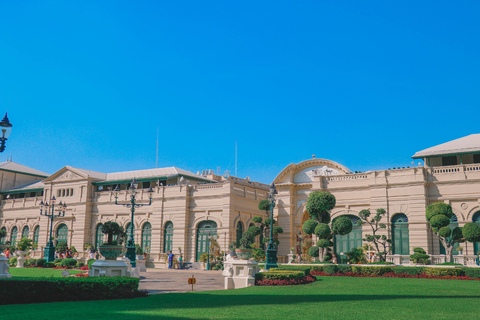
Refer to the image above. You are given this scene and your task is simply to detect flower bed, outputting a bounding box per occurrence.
[256,275,316,286]
[255,270,316,286]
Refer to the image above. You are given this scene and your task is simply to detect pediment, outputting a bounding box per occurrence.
[44,166,90,183]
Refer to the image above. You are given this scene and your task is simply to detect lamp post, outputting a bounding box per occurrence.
[298,231,303,262]
[265,183,278,270]
[113,178,154,268]
[39,196,67,262]
[206,231,211,271]
[0,113,12,153]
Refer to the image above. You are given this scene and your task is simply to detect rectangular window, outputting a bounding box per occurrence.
[474,154,480,164]
[442,156,457,166]
[142,181,151,189]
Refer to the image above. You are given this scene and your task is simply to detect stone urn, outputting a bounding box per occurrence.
[235,248,253,260]
[98,245,125,260]
[16,250,29,268]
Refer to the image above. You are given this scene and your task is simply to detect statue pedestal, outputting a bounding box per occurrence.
[88,260,130,277]
[223,258,258,289]
[136,259,146,272]
[287,253,295,264]
[0,256,12,278]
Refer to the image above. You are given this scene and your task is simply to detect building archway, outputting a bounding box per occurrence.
[236,221,243,247]
[141,222,152,253]
[56,224,68,245]
[164,221,173,253]
[333,215,362,262]
[10,226,18,246]
[196,220,217,261]
[473,211,480,255]
[22,226,29,239]
[391,213,409,255]
[95,223,104,250]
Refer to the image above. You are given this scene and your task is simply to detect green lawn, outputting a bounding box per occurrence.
[1,276,480,319]
[8,268,84,277]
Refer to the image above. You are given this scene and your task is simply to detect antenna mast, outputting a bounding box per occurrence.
[235,141,237,177]
[156,127,159,168]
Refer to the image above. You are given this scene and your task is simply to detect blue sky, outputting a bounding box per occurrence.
[1,1,479,184]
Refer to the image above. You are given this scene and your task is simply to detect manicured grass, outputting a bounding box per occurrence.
[1,276,480,319]
[8,268,84,277]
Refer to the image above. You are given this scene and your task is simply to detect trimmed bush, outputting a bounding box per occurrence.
[394,267,423,276]
[463,268,480,279]
[77,262,85,268]
[61,258,78,269]
[274,266,311,276]
[255,270,305,281]
[24,259,37,267]
[0,277,146,305]
[44,262,55,268]
[54,258,63,264]
[423,267,465,277]
[36,258,46,267]
[323,265,338,275]
[8,257,17,267]
[336,265,352,274]
[87,258,96,270]
[351,266,394,276]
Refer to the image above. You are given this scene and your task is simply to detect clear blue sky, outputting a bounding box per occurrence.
[1,1,479,184]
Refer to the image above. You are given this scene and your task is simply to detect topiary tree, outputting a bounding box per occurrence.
[55,241,68,254]
[426,202,480,262]
[101,221,124,245]
[358,208,392,261]
[254,200,284,248]
[302,191,353,261]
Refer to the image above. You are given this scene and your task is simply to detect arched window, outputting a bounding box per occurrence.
[164,221,173,253]
[440,214,460,255]
[56,224,68,245]
[22,226,29,239]
[333,215,362,263]
[0,227,6,244]
[142,222,152,253]
[196,220,217,261]
[95,223,104,249]
[10,226,18,246]
[473,211,480,255]
[236,221,243,247]
[33,226,40,244]
[391,213,409,255]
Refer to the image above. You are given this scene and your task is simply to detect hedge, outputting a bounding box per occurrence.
[394,267,424,276]
[0,277,147,305]
[255,270,306,281]
[272,266,311,276]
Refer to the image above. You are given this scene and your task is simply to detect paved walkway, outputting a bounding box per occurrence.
[138,269,225,294]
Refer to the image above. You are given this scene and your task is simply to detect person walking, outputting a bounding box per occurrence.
[167,251,174,269]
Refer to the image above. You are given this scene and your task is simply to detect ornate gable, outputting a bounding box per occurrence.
[44,166,90,183]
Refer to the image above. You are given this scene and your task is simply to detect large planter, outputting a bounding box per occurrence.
[98,245,125,260]
[16,250,29,268]
[235,248,253,260]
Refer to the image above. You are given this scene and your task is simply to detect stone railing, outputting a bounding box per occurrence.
[386,254,479,266]
[326,174,369,182]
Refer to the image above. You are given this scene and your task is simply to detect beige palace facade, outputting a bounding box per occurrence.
[1,134,480,266]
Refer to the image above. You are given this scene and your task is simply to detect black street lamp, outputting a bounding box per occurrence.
[39,196,67,262]
[206,231,211,271]
[0,113,12,153]
[113,179,153,268]
[298,232,303,262]
[265,183,278,270]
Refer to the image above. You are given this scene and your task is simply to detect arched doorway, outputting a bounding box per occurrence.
[141,222,152,253]
[56,224,68,245]
[164,221,173,253]
[391,213,409,255]
[95,223,104,250]
[473,211,480,255]
[440,214,460,255]
[333,215,362,262]
[196,220,217,261]
[0,226,6,244]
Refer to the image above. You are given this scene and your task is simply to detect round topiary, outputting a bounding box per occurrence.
[252,216,263,224]
[438,226,452,238]
[258,200,270,211]
[317,239,330,248]
[61,258,78,268]
[302,219,318,235]
[306,191,336,222]
[462,222,480,242]
[332,216,353,235]
[314,223,331,239]
[87,258,96,270]
[36,258,46,267]
[429,214,451,229]
[308,246,319,257]
[426,202,453,221]
[247,226,262,236]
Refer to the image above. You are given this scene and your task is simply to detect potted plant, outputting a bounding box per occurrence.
[98,221,125,260]
[135,244,144,260]
[235,226,261,260]
[456,246,464,255]
[228,242,237,258]
[16,237,33,268]
[0,228,7,251]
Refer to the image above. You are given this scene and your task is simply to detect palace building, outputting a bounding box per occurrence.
[1,134,480,266]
